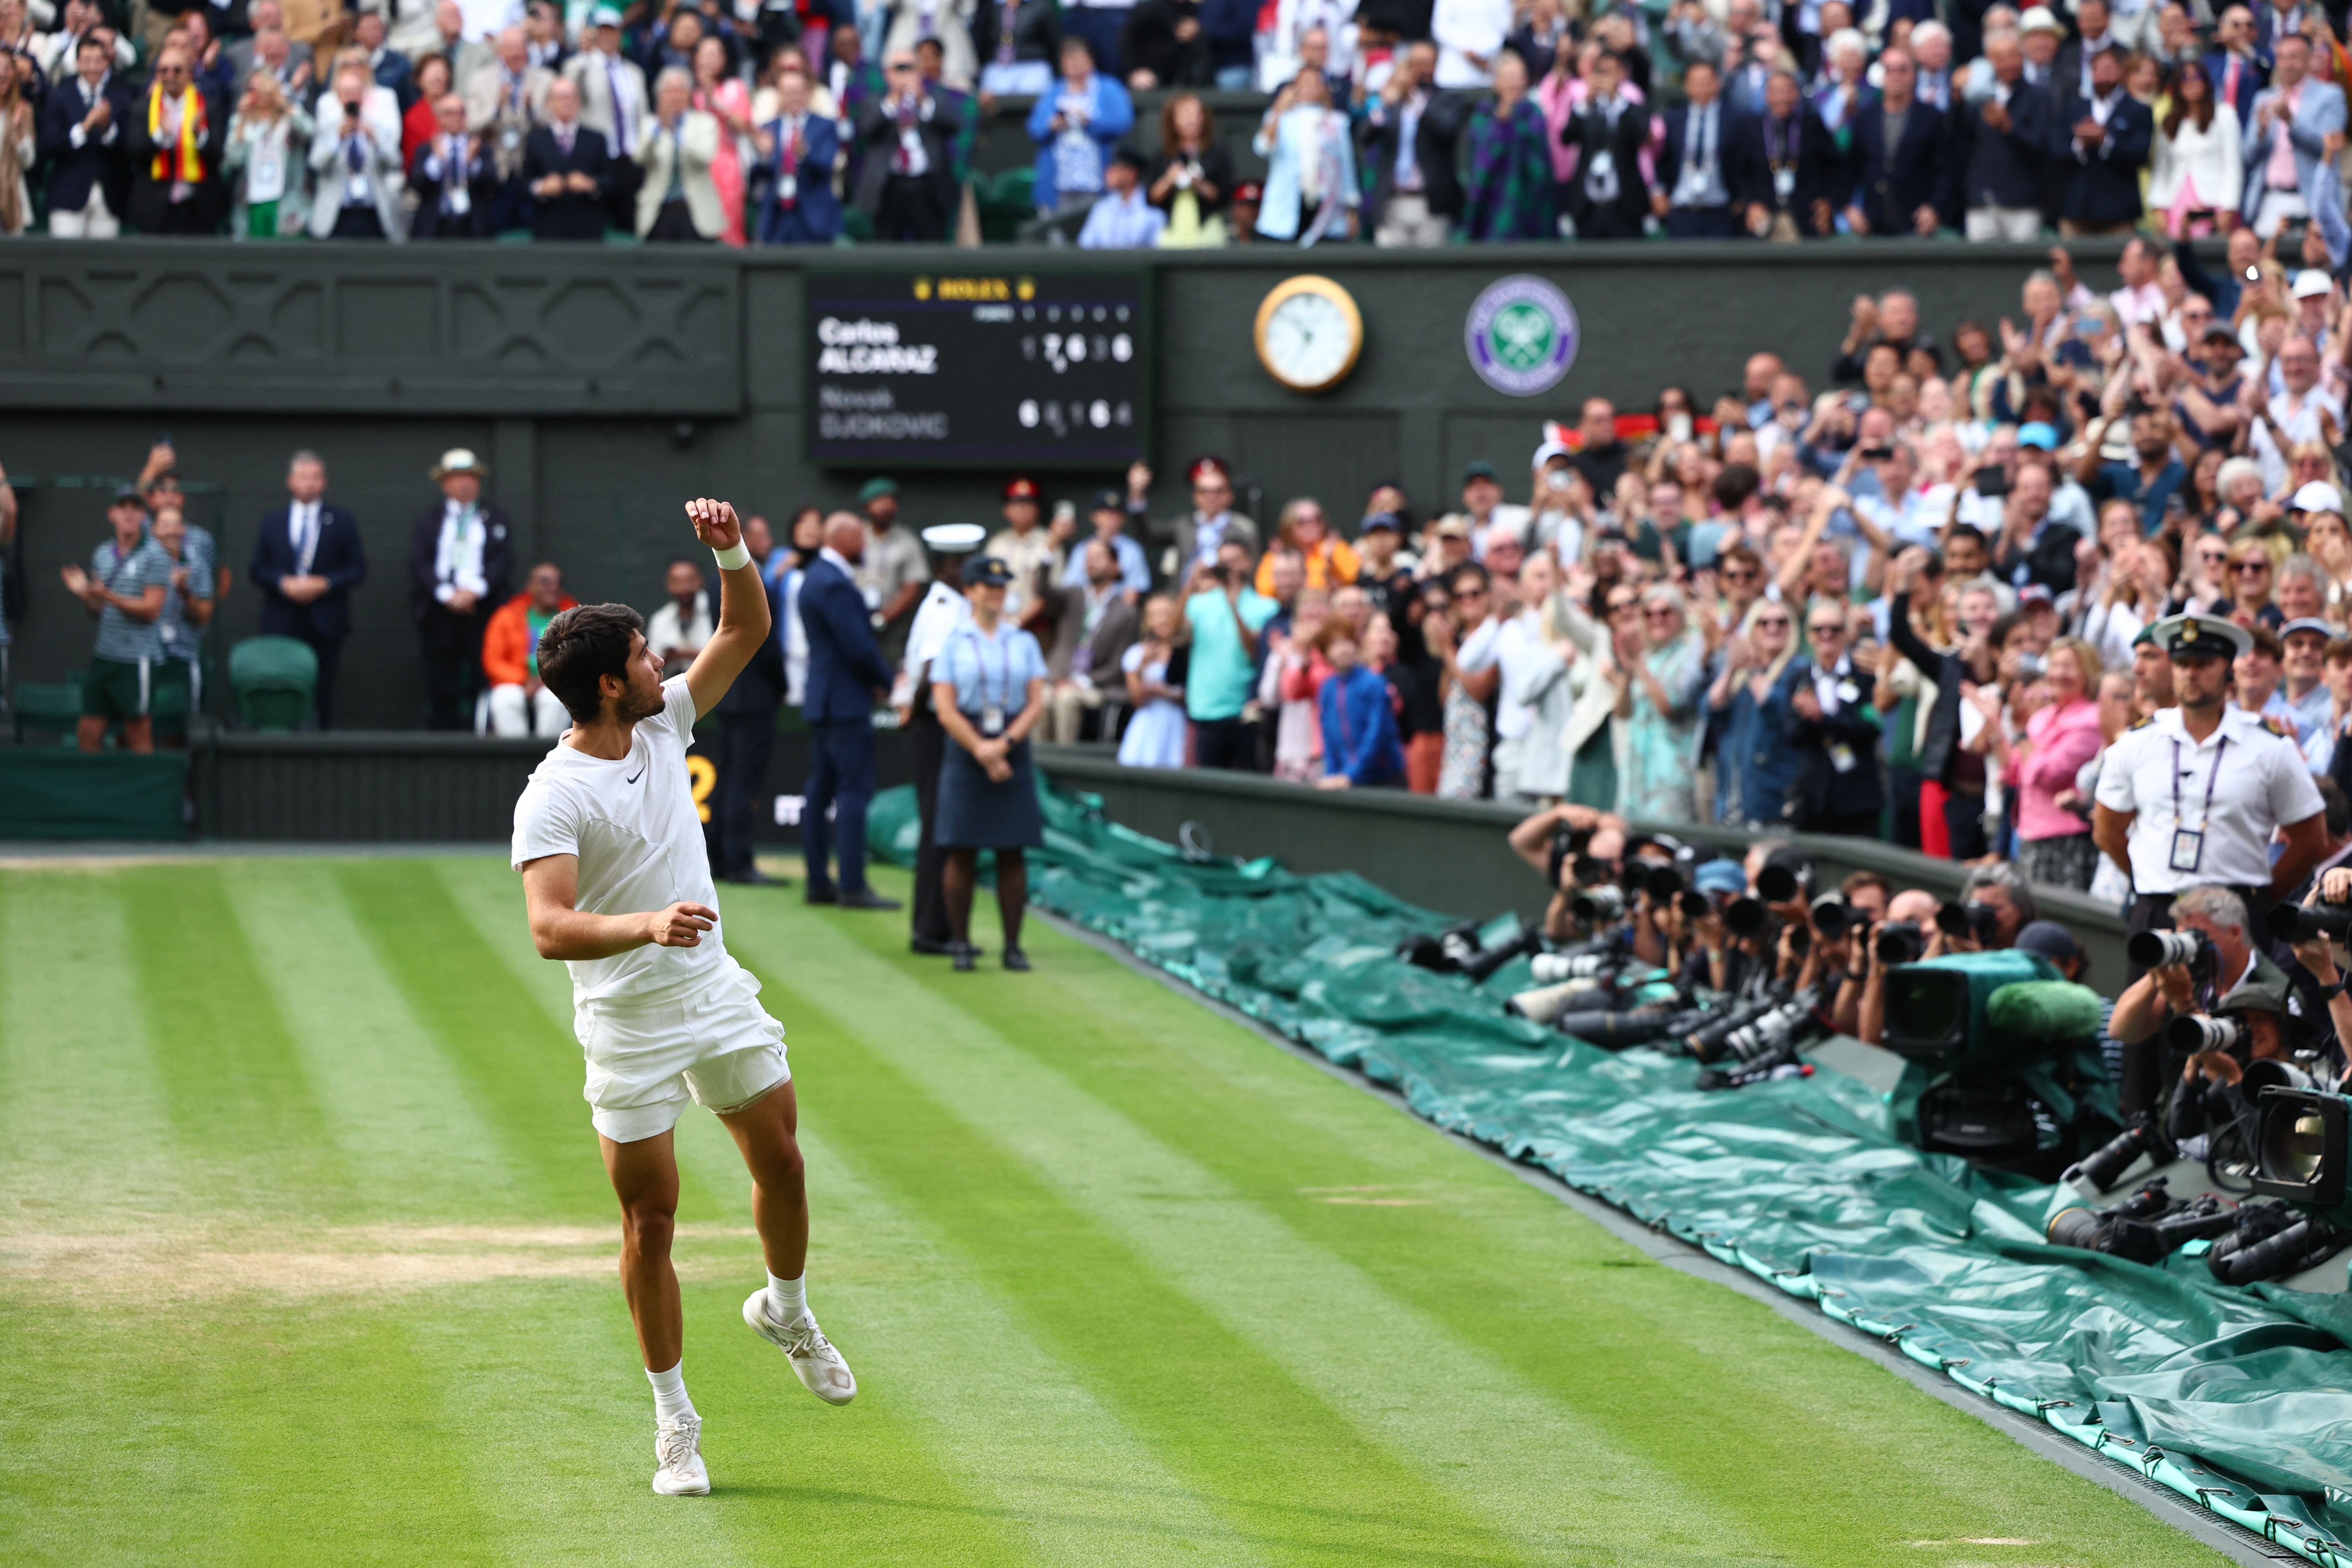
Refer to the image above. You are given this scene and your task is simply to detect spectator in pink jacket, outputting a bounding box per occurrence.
[2011,637,2108,892]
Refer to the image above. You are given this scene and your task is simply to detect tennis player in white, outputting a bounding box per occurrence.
[512,497,853,1498]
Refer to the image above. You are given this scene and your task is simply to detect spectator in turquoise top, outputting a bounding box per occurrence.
[1316,618,1403,788]
[1183,537,1279,769]
[58,486,175,754]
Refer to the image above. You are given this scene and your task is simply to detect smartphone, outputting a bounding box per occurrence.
[1859,445,1894,461]
[1051,499,1076,525]
[1975,468,2012,498]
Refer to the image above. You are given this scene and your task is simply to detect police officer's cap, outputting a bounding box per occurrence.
[965,556,1015,587]
[920,523,986,554]
[2150,611,2252,662]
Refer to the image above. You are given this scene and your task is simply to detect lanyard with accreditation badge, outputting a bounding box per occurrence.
[2169,736,2228,874]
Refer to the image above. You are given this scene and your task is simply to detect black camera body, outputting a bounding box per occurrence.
[1935,900,2001,944]
[2046,1176,2240,1265]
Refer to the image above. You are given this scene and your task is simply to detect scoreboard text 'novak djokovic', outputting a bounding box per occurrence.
[804,270,1151,470]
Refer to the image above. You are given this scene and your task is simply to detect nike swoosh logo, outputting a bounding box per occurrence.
[627,769,644,784]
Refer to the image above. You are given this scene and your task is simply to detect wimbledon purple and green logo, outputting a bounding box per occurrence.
[1465,275,1579,397]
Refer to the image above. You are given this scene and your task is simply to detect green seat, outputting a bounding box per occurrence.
[840,206,873,244]
[229,636,318,731]
[12,677,82,744]
[976,167,1035,244]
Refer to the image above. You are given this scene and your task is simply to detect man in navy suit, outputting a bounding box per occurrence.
[524,76,612,241]
[1842,47,1953,236]
[1656,58,1739,238]
[40,34,130,236]
[249,449,369,729]
[2208,5,2267,127]
[1728,70,1840,237]
[1788,603,1884,838]
[407,92,495,239]
[2052,44,2152,235]
[1955,28,2050,240]
[751,69,842,245]
[713,541,789,886]
[795,514,900,910]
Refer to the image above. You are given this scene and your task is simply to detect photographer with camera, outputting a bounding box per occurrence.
[2111,888,2296,1118]
[1506,802,1625,943]
[2094,613,2328,1121]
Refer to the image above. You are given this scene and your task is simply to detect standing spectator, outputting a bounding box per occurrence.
[249,451,367,730]
[149,505,214,723]
[1729,69,1837,238]
[1432,0,1509,90]
[467,25,551,234]
[566,5,650,232]
[637,66,723,241]
[798,514,900,910]
[1562,49,1653,240]
[58,488,171,754]
[1121,0,1209,89]
[1118,592,1189,767]
[125,46,226,234]
[404,54,456,168]
[857,47,962,240]
[1254,497,1357,594]
[408,91,492,238]
[1058,0,1132,83]
[1458,49,1553,241]
[2053,45,2153,236]
[408,448,514,730]
[1788,597,1884,836]
[1059,487,1151,597]
[225,71,313,240]
[352,9,418,113]
[1707,598,1804,828]
[1147,91,1233,245]
[1843,47,1952,238]
[2281,613,2335,740]
[310,54,408,238]
[2241,32,2346,251]
[1078,143,1165,245]
[1433,563,1499,798]
[1253,65,1356,243]
[711,550,788,886]
[1359,41,1464,249]
[881,0,978,89]
[2148,56,2242,237]
[975,0,1062,95]
[1657,57,1736,238]
[483,561,578,739]
[1992,459,2080,595]
[1611,584,1704,820]
[1183,540,1278,768]
[1956,28,2050,241]
[1316,618,1404,789]
[2248,334,2342,494]
[1027,36,1131,219]
[430,0,497,90]
[752,67,841,244]
[525,75,612,240]
[648,558,714,676]
[854,478,929,665]
[2207,5,2263,126]
[2011,636,2107,888]
[41,33,127,238]
[1034,537,1141,742]
[1154,456,1260,581]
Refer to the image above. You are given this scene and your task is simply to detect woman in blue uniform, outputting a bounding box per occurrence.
[930,556,1050,971]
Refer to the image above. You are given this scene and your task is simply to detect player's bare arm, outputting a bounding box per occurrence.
[519,852,717,960]
[682,497,773,720]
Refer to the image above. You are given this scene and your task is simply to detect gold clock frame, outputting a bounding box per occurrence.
[1252,274,1365,393]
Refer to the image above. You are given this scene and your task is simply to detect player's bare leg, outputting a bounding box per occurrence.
[724,1083,856,1404]
[600,1131,708,1494]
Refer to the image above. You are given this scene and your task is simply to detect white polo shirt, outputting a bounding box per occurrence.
[512,676,726,1004]
[2093,703,2324,895]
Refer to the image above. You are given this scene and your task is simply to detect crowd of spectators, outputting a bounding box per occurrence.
[11,0,2352,245]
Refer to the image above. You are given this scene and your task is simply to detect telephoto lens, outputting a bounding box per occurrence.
[1571,884,1628,924]
[2127,927,2210,970]
[1677,890,1711,921]
[1935,900,1999,942]
[2267,903,2352,943]
[1506,980,1600,1025]
[1873,921,1927,966]
[1546,1008,1702,1048]
[2207,1202,2352,1285]
[1457,926,1543,983]
[1723,897,1771,938]
[1644,865,1686,902]
[2165,1012,2248,1054]
[2044,1176,2179,1264]
[1529,949,1613,984]
[2062,1120,2179,1192]
[1756,864,1800,904]
[1680,995,1776,1059]
[1811,896,1857,938]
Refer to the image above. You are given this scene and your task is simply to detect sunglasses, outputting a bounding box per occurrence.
[1808,624,1844,637]
[1755,616,1790,628]
[2233,560,2271,573]
[1723,568,1757,581]
[1644,608,1679,619]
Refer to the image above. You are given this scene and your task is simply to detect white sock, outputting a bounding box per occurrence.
[766,1271,806,1324]
[647,1359,696,1426]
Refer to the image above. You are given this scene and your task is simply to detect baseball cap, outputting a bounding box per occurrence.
[858,476,900,504]
[1090,487,1124,513]
[2283,616,2336,641]
[2293,270,2334,300]
[2293,480,2345,515]
[2014,920,2083,967]
[2017,422,2059,450]
[1462,461,1501,486]
[1361,510,1402,532]
[1692,859,1748,897]
[1002,475,1038,502]
[1532,440,1571,467]
[111,483,147,505]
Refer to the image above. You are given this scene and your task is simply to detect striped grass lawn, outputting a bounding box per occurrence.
[0,853,2232,1568]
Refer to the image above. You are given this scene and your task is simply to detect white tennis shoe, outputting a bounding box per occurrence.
[652,1416,709,1496]
[742,1290,857,1405]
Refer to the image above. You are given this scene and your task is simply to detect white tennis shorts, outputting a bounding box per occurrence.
[572,958,790,1143]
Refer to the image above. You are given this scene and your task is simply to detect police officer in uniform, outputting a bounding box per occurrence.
[2092,612,2328,1118]
[894,523,984,956]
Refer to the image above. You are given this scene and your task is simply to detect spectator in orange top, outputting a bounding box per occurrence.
[1253,495,1361,595]
[483,561,579,737]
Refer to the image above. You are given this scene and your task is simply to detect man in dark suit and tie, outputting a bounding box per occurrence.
[2052,44,2152,235]
[524,75,612,240]
[1657,58,1738,238]
[249,449,369,729]
[796,513,900,910]
[1956,27,2051,240]
[1563,49,1656,240]
[1729,68,1839,238]
[1842,47,1953,236]
[712,558,789,885]
[1788,601,1884,838]
[408,91,495,239]
[751,69,843,244]
[407,448,513,730]
[40,33,131,236]
[2208,5,2267,126]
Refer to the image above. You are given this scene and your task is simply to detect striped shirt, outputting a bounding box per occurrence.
[89,537,174,664]
[157,536,214,661]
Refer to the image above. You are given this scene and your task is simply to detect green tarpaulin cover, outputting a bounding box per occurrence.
[868,780,2352,1565]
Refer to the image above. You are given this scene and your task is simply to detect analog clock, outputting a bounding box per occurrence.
[1253,275,1364,394]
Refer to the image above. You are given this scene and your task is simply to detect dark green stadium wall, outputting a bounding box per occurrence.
[2,238,2143,726]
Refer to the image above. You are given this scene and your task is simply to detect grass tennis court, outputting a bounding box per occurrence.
[0,853,2234,1567]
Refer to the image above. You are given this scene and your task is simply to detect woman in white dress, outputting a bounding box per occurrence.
[1118,592,1190,769]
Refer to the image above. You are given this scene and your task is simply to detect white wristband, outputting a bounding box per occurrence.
[712,540,751,571]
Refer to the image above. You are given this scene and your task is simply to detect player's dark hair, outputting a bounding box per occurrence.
[539,603,645,723]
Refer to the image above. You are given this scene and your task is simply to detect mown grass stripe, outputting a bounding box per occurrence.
[739,960,1541,1568]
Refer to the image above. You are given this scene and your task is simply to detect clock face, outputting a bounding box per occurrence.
[1258,279,1362,391]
